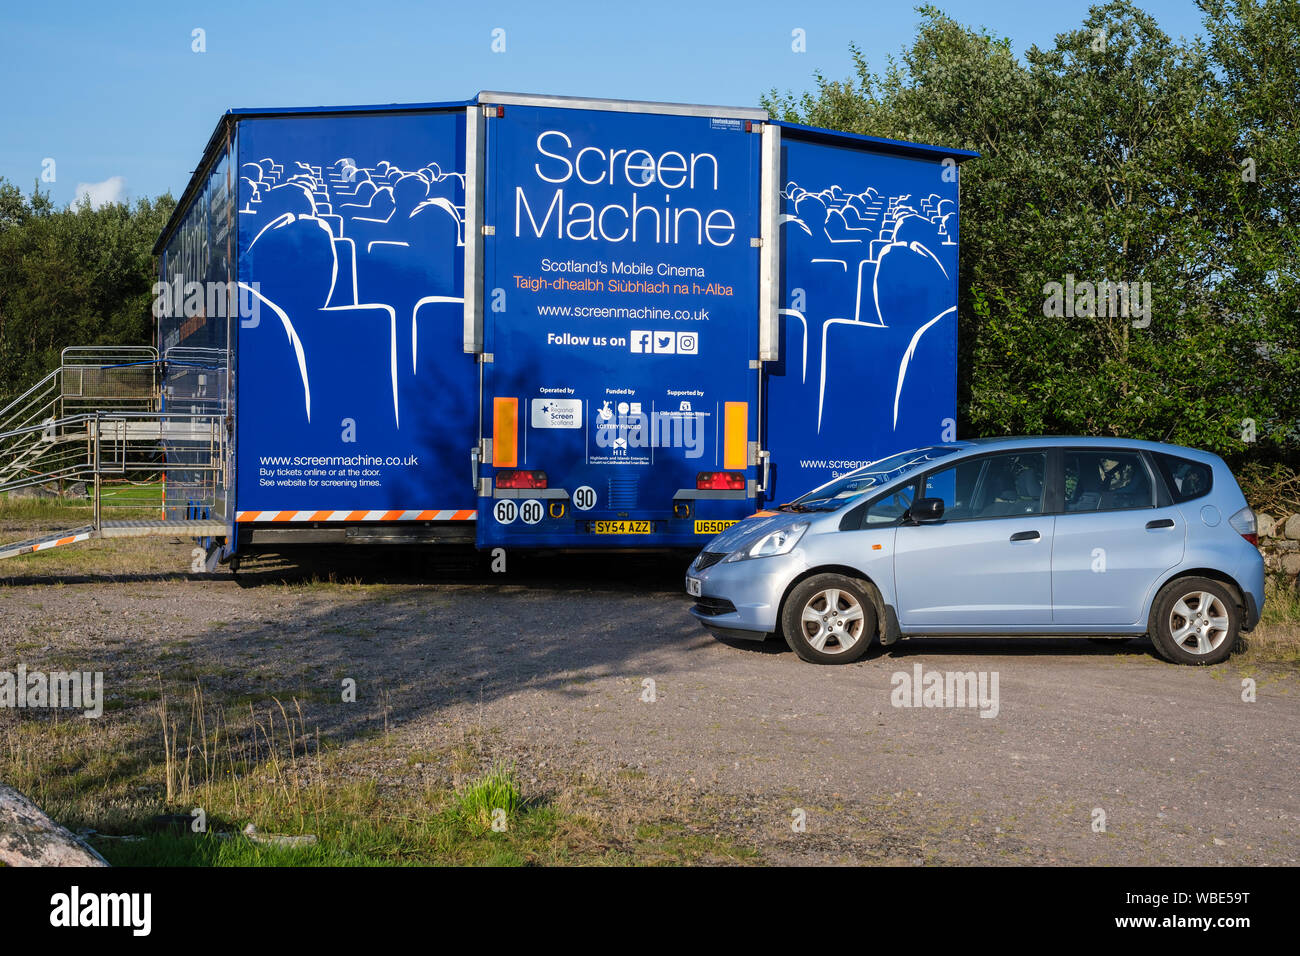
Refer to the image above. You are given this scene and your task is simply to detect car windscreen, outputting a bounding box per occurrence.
[783,446,961,512]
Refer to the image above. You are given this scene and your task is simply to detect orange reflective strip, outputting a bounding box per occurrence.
[271,512,293,522]
[383,510,403,520]
[237,513,256,523]
[493,397,518,468]
[347,511,367,521]
[723,402,748,471]
[312,511,330,521]
[453,509,475,520]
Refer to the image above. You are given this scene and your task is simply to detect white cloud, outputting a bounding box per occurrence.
[72,176,128,210]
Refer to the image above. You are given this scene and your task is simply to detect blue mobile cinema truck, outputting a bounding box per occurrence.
[152,91,976,563]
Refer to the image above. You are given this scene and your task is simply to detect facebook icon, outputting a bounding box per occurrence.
[630,330,654,354]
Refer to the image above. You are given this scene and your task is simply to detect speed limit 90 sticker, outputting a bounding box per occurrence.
[493,499,544,525]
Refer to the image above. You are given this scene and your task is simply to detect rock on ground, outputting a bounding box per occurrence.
[0,783,108,867]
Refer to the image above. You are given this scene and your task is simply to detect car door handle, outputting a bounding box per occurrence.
[1145,518,1175,529]
[1009,530,1040,542]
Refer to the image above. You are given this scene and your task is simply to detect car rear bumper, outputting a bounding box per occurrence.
[1234,548,1266,632]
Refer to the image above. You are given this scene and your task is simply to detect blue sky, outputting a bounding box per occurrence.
[0,0,1208,207]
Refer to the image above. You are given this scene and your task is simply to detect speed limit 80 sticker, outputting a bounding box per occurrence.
[493,499,544,525]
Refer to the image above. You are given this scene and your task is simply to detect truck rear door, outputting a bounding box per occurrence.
[469,98,763,549]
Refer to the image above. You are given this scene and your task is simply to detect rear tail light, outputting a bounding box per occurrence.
[496,469,547,489]
[1228,506,1258,546]
[697,471,745,491]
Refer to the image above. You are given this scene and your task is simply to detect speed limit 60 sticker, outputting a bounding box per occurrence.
[493,499,545,525]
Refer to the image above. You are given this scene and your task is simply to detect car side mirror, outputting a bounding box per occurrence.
[908,497,945,523]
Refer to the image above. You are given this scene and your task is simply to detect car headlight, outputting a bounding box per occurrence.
[724,522,808,562]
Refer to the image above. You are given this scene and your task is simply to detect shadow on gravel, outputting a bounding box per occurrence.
[868,636,1155,661]
[716,631,1157,661]
[109,548,716,755]
[230,546,694,595]
[0,570,225,586]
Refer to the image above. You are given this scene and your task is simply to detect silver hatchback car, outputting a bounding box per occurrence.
[686,437,1265,665]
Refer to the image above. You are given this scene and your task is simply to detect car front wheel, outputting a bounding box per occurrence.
[1148,576,1240,665]
[780,573,877,664]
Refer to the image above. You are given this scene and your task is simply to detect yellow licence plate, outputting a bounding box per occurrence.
[694,520,738,535]
[589,520,653,534]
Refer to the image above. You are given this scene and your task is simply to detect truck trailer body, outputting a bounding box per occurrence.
[152,92,976,558]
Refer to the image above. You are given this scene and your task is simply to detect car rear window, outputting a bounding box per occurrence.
[1151,452,1213,503]
[1063,450,1153,512]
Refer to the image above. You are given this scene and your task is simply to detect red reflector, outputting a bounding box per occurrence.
[496,470,547,489]
[496,105,505,118]
[697,471,745,491]
[1242,532,1259,546]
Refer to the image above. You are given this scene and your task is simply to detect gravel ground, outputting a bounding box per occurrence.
[1,537,1296,865]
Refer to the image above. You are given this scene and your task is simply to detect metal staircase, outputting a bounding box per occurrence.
[0,348,229,564]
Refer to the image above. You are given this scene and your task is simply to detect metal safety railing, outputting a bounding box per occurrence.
[0,410,227,532]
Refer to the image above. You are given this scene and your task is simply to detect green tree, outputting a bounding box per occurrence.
[765,1,1299,462]
[0,180,174,405]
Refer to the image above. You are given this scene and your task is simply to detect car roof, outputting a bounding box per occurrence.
[949,435,1220,463]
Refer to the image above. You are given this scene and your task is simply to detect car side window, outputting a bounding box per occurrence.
[1151,452,1213,503]
[1063,450,1153,512]
[862,485,916,527]
[922,452,1047,520]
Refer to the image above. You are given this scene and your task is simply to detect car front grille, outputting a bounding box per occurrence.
[693,551,726,571]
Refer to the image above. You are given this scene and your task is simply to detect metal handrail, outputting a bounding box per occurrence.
[60,345,159,367]
[0,367,61,426]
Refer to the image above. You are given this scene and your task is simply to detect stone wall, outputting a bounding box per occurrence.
[1257,512,1300,579]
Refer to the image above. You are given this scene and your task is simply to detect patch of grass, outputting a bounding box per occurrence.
[452,762,522,834]
[0,482,162,520]
[1261,575,1300,626]
[3,682,737,867]
[3,680,763,866]
[93,831,390,867]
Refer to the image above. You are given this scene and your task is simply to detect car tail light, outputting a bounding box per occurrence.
[496,469,547,489]
[1228,506,1258,546]
[697,471,745,491]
